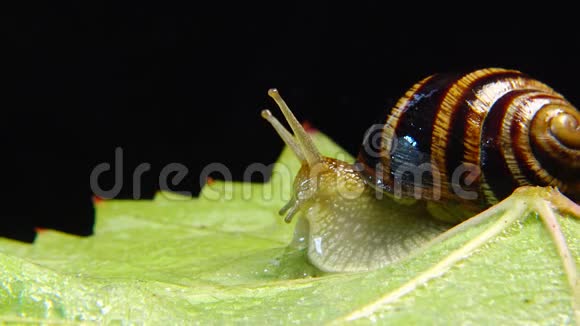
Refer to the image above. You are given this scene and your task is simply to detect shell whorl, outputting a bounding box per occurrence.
[358,68,580,207]
[528,102,580,198]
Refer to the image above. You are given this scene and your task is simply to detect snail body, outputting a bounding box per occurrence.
[261,68,580,272]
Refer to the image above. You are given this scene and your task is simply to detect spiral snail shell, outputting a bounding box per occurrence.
[358,67,580,220]
[261,68,580,272]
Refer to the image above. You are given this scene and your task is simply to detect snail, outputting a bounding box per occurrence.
[261,67,580,272]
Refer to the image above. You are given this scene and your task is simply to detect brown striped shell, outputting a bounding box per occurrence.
[358,68,580,211]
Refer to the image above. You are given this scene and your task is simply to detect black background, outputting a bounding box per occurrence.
[3,2,579,242]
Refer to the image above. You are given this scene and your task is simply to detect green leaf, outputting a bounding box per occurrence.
[1,132,578,324]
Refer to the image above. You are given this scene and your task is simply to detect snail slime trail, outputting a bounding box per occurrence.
[261,68,580,273]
